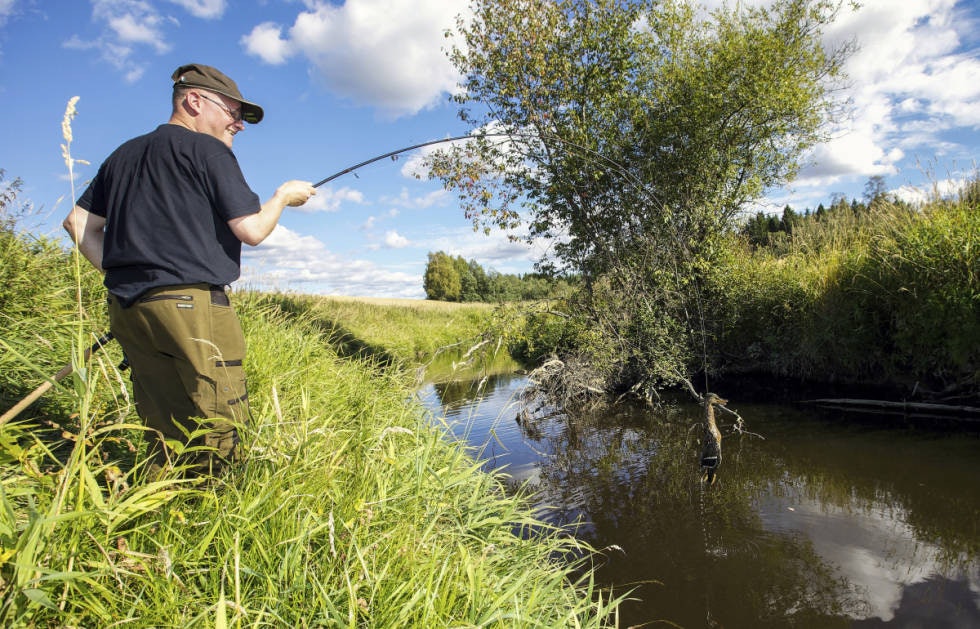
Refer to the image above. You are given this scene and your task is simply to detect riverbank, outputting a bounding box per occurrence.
[0,223,620,625]
[505,196,979,408]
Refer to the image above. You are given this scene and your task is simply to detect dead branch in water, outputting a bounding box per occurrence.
[803,398,980,419]
[521,355,608,411]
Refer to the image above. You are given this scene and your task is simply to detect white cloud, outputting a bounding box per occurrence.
[380,187,447,209]
[167,0,225,19]
[240,224,422,297]
[0,0,17,27]
[383,230,409,248]
[243,0,469,117]
[783,0,980,198]
[67,0,228,82]
[295,185,365,213]
[892,176,970,205]
[107,13,171,53]
[416,224,548,275]
[241,22,294,65]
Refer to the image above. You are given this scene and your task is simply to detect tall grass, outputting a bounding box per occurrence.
[0,101,622,626]
[263,293,522,381]
[706,195,979,396]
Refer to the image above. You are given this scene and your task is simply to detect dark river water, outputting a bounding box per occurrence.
[418,373,980,629]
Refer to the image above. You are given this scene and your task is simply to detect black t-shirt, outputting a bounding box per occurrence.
[77,124,260,306]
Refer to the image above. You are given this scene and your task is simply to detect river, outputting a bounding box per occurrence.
[418,372,980,628]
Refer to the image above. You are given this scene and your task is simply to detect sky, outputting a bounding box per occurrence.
[0,0,977,299]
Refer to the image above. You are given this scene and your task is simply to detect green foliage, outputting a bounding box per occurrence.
[428,0,853,392]
[0,175,108,419]
[433,0,851,278]
[705,196,979,396]
[423,251,462,301]
[423,250,574,302]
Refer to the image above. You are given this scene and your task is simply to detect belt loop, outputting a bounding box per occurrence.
[210,285,230,307]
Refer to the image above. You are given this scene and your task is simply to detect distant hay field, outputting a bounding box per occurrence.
[314,295,495,311]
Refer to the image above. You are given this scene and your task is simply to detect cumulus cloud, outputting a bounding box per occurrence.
[383,230,410,248]
[295,185,365,213]
[106,12,171,53]
[0,0,17,28]
[166,0,225,19]
[380,187,447,209]
[791,0,980,190]
[240,21,294,65]
[415,224,549,275]
[242,0,468,117]
[65,0,226,82]
[240,224,423,297]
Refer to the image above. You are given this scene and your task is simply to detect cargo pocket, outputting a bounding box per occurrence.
[208,297,250,427]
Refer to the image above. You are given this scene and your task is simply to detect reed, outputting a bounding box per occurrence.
[707,194,979,393]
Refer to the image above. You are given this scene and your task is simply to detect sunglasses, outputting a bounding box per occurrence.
[198,93,242,123]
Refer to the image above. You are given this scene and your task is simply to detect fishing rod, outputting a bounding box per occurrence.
[312,130,666,215]
[313,133,501,188]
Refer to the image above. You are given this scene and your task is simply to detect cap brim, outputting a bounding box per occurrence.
[240,102,263,124]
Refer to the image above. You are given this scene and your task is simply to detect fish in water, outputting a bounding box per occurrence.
[700,393,728,485]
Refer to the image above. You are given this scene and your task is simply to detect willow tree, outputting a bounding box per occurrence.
[430,0,854,392]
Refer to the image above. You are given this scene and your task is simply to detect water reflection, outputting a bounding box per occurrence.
[419,373,980,628]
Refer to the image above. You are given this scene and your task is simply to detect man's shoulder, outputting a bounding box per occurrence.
[110,124,229,160]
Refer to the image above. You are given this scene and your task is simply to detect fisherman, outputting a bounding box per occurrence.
[63,63,316,477]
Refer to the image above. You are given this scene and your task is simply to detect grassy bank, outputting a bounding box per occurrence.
[260,292,522,382]
[0,222,619,625]
[705,195,979,399]
[513,191,978,404]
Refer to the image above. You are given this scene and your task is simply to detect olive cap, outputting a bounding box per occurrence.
[171,63,263,124]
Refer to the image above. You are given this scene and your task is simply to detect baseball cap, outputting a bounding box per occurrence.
[171,63,264,124]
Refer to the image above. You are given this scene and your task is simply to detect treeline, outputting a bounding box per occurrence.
[423,250,573,302]
[741,176,900,247]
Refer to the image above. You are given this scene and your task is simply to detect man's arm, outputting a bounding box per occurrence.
[63,205,107,272]
[228,180,316,246]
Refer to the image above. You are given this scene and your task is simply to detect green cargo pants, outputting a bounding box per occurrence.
[108,283,249,476]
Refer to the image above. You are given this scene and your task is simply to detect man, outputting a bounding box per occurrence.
[64,63,316,476]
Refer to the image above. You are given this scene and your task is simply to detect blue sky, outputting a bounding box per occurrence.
[1,0,977,298]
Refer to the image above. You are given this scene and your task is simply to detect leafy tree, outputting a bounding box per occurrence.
[423,251,461,301]
[430,0,854,391]
[433,0,852,276]
[423,251,573,302]
[864,175,888,204]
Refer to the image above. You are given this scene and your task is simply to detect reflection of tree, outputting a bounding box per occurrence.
[516,401,862,628]
[431,374,508,409]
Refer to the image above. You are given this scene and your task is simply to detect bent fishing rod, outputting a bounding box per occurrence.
[313,133,489,188]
